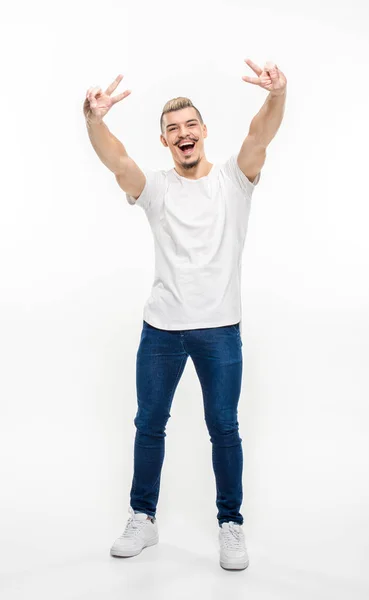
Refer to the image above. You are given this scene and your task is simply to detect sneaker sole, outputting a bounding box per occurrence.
[110,534,159,558]
[220,558,249,570]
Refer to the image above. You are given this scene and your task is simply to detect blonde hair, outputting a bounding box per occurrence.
[160,97,203,134]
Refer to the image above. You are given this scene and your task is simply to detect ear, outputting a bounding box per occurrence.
[160,134,168,147]
[202,124,208,138]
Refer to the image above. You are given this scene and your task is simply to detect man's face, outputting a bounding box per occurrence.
[160,107,208,170]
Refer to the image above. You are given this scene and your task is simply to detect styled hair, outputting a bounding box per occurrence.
[160,97,203,134]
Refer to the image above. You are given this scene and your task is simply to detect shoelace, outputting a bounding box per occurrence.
[120,507,147,539]
[120,517,146,538]
[221,523,245,550]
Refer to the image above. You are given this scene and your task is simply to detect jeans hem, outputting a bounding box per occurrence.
[218,520,244,527]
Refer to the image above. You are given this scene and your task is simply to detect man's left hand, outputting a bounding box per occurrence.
[242,59,287,96]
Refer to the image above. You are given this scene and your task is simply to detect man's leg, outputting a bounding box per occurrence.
[188,324,244,527]
[129,321,188,519]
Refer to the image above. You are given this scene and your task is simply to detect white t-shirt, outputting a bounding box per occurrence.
[126,154,261,332]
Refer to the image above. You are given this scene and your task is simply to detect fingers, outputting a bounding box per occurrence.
[86,73,127,105]
[265,61,278,72]
[242,75,260,85]
[86,86,102,107]
[84,75,131,120]
[111,90,132,105]
[86,86,100,97]
[244,58,262,76]
[105,74,124,96]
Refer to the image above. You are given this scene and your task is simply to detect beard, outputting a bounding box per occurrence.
[179,154,201,171]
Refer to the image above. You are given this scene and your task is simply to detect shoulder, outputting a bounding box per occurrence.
[126,166,167,210]
[218,153,261,195]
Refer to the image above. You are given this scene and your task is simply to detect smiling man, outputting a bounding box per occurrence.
[84,59,287,570]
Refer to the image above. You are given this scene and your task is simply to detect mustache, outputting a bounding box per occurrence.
[176,139,198,146]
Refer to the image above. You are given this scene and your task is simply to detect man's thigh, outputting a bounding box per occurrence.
[184,324,243,422]
[135,321,189,424]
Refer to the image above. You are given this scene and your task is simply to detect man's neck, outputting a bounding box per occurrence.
[174,160,213,180]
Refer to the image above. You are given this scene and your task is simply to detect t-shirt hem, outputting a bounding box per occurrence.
[142,315,241,331]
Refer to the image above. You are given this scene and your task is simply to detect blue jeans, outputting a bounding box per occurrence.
[130,319,244,527]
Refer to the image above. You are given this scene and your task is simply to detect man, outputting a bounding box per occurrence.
[84,59,287,570]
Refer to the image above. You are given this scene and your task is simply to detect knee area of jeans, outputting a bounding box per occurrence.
[134,416,169,434]
[134,426,167,441]
[208,430,242,445]
[204,416,240,432]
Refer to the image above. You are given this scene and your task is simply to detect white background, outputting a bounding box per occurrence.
[1,1,368,598]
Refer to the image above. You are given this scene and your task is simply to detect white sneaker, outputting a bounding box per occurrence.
[219,522,249,570]
[110,506,159,558]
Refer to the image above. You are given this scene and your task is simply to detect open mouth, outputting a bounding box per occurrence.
[178,142,196,155]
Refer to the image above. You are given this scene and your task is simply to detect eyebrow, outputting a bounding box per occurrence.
[166,119,199,129]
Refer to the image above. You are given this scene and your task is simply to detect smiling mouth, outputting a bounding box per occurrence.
[178,142,196,155]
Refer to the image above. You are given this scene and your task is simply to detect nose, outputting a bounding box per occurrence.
[178,127,192,138]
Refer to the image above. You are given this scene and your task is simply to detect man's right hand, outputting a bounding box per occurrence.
[83,74,132,123]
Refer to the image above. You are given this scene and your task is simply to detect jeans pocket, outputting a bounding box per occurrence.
[231,323,242,346]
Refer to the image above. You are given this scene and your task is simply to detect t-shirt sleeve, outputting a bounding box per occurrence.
[222,153,261,196]
[126,168,164,212]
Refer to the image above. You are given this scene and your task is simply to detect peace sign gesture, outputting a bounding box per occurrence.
[242,59,287,96]
[83,74,132,123]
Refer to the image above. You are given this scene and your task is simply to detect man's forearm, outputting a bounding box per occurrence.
[85,117,129,175]
[248,90,287,148]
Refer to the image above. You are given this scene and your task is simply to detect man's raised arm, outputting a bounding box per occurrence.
[85,118,129,175]
[83,74,132,175]
[237,59,287,181]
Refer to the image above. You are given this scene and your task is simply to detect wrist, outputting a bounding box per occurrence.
[85,114,104,127]
[270,88,286,98]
